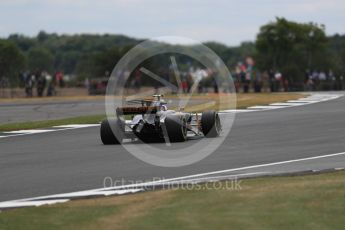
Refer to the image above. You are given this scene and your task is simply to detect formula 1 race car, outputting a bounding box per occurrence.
[100,95,221,144]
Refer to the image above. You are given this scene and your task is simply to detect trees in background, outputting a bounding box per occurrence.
[0,40,25,86]
[328,34,345,76]
[5,32,140,83]
[203,41,255,68]
[3,31,256,85]
[1,20,345,89]
[27,47,54,73]
[255,17,329,86]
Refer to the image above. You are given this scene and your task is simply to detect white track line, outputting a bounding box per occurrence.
[156,172,269,185]
[223,93,343,113]
[219,109,258,113]
[269,102,306,106]
[99,151,345,191]
[4,129,56,134]
[287,100,318,103]
[0,124,100,139]
[53,124,100,128]
[0,199,70,209]
[0,173,263,209]
[1,151,345,209]
[27,189,144,200]
[247,105,288,110]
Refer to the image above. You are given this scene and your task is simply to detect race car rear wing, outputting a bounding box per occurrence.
[126,99,153,106]
[116,106,159,115]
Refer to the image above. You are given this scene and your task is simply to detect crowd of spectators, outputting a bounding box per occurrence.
[232,58,345,93]
[20,70,65,97]
[233,68,345,94]
[233,68,289,93]
[13,60,345,98]
[304,70,344,91]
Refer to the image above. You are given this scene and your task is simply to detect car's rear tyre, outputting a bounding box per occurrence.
[165,115,187,142]
[100,118,124,145]
[201,110,221,137]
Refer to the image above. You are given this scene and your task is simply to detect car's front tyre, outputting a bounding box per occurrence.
[201,110,221,138]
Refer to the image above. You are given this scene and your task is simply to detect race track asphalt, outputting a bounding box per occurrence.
[0,94,344,202]
[0,98,208,124]
[0,99,105,124]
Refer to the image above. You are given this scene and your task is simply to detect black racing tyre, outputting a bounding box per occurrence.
[201,110,221,138]
[165,115,187,142]
[100,118,124,145]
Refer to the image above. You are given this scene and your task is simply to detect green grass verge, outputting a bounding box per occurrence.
[0,115,106,132]
[1,171,344,229]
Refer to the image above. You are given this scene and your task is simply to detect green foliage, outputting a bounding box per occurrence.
[2,23,345,88]
[255,17,328,83]
[203,41,256,67]
[4,32,257,81]
[0,39,25,85]
[328,34,345,75]
[27,47,54,72]
[8,34,37,52]
[7,31,140,76]
[90,45,134,77]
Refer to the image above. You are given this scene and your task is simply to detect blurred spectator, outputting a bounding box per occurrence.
[328,70,337,90]
[181,75,188,93]
[340,76,344,90]
[36,71,46,97]
[212,72,219,93]
[84,78,90,92]
[46,72,56,96]
[240,71,248,93]
[312,70,319,90]
[319,71,326,81]
[55,71,64,87]
[24,72,34,97]
[283,75,289,92]
[274,71,282,91]
[134,69,141,93]
[327,70,334,81]
[253,71,262,93]
[304,70,311,91]
[186,73,193,93]
[233,73,240,93]
[269,69,276,92]
[261,71,270,92]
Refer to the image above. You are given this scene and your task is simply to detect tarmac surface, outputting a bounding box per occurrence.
[0,93,344,202]
[0,98,208,124]
[0,99,105,124]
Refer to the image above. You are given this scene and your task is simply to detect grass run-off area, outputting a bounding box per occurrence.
[0,93,303,131]
[1,170,344,229]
